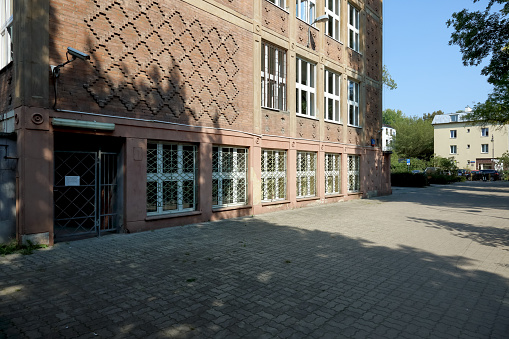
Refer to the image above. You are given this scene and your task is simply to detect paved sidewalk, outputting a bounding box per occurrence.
[1,181,509,338]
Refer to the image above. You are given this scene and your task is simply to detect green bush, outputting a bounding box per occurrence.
[391,172,429,187]
[427,174,464,184]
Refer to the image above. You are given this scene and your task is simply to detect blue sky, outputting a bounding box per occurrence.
[383,0,495,117]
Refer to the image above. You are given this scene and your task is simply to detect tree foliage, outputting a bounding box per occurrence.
[447,0,509,124]
[392,116,434,160]
[382,65,398,90]
[422,110,444,123]
[382,108,404,126]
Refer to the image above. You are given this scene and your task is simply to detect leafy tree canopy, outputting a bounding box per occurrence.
[423,110,444,123]
[382,108,404,126]
[447,0,509,124]
[382,65,398,90]
[392,116,434,160]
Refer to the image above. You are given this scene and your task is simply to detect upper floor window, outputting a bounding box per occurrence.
[261,41,287,111]
[324,69,340,122]
[450,114,458,122]
[296,0,316,25]
[450,130,457,138]
[0,0,13,69]
[481,128,489,137]
[481,144,489,153]
[347,79,359,126]
[296,57,316,117]
[325,0,340,41]
[348,3,359,52]
[267,0,285,9]
[450,145,457,154]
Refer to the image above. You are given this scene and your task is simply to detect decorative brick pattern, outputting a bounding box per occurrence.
[262,110,289,136]
[297,21,314,49]
[83,0,243,125]
[297,117,319,140]
[0,64,13,114]
[214,0,253,19]
[325,122,342,142]
[347,48,363,73]
[347,126,361,145]
[262,1,289,38]
[325,36,343,63]
[365,15,381,82]
[365,84,381,145]
[366,0,382,18]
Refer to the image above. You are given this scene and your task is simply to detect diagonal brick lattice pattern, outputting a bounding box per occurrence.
[84,0,240,124]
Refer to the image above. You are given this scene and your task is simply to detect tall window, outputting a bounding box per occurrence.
[325,153,341,194]
[0,0,13,69]
[147,143,197,215]
[347,155,360,193]
[450,145,457,154]
[296,0,316,25]
[261,149,287,202]
[296,151,317,198]
[481,128,489,137]
[348,3,360,52]
[450,130,457,138]
[324,69,340,122]
[347,79,359,126]
[261,41,287,111]
[212,146,248,208]
[325,0,340,40]
[296,57,316,117]
[481,144,489,153]
[268,0,285,9]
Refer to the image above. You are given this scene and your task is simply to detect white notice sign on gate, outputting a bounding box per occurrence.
[65,176,80,186]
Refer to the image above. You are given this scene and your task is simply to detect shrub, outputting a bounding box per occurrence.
[391,172,429,187]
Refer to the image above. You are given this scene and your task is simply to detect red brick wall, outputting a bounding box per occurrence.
[49,0,254,132]
[325,36,343,64]
[365,14,381,82]
[215,0,253,19]
[0,64,13,114]
[262,109,290,136]
[262,1,289,38]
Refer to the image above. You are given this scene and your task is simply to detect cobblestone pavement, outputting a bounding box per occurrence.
[1,181,509,338]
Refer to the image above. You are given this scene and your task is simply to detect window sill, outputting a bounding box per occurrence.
[261,199,290,206]
[347,124,362,129]
[347,191,362,196]
[326,36,344,45]
[325,120,342,125]
[213,204,252,212]
[262,107,290,114]
[146,210,201,221]
[264,0,289,14]
[325,193,344,198]
[296,114,319,121]
[296,196,319,202]
[347,47,363,56]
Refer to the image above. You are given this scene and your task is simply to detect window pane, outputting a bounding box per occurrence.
[301,59,307,85]
[163,181,178,211]
[147,181,158,212]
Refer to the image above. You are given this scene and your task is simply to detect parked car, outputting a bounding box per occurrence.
[480,169,500,181]
[457,169,469,176]
[470,170,481,180]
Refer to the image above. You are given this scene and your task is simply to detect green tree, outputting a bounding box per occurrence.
[382,65,398,90]
[447,0,509,124]
[392,116,434,160]
[422,110,444,123]
[382,108,404,126]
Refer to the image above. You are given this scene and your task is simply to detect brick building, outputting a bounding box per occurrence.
[0,0,389,245]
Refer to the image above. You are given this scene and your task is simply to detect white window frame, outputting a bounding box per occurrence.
[481,144,489,154]
[261,149,287,202]
[147,142,197,215]
[267,0,286,9]
[347,79,360,127]
[450,130,457,138]
[450,145,457,154]
[324,69,341,123]
[296,151,317,198]
[450,115,458,122]
[0,0,13,69]
[347,155,360,193]
[348,3,360,52]
[212,146,248,208]
[325,153,341,195]
[261,41,287,111]
[296,57,316,118]
[481,128,489,137]
[296,0,316,25]
[325,0,340,41]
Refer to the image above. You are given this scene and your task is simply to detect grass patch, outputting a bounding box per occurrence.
[0,239,47,256]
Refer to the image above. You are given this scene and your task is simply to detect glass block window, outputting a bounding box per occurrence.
[296,57,316,117]
[325,0,340,40]
[212,146,248,208]
[0,0,13,69]
[147,142,197,215]
[348,3,360,52]
[261,41,287,111]
[348,79,359,126]
[261,149,287,202]
[324,69,341,122]
[296,151,317,198]
[325,153,341,194]
[347,155,360,193]
[296,0,316,25]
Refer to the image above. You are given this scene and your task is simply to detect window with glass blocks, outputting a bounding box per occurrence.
[146,142,197,215]
[212,146,248,208]
[261,41,287,111]
[325,153,341,194]
[261,149,287,202]
[296,57,316,117]
[347,155,360,193]
[324,69,341,122]
[296,151,317,198]
[325,0,340,41]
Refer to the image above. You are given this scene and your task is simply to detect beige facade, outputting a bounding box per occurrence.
[433,111,509,170]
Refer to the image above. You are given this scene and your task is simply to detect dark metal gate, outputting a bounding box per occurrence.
[54,151,118,240]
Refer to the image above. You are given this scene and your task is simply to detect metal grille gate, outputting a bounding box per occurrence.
[54,151,118,240]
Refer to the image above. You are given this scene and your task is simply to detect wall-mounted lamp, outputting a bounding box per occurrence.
[307,15,329,48]
[52,47,90,110]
